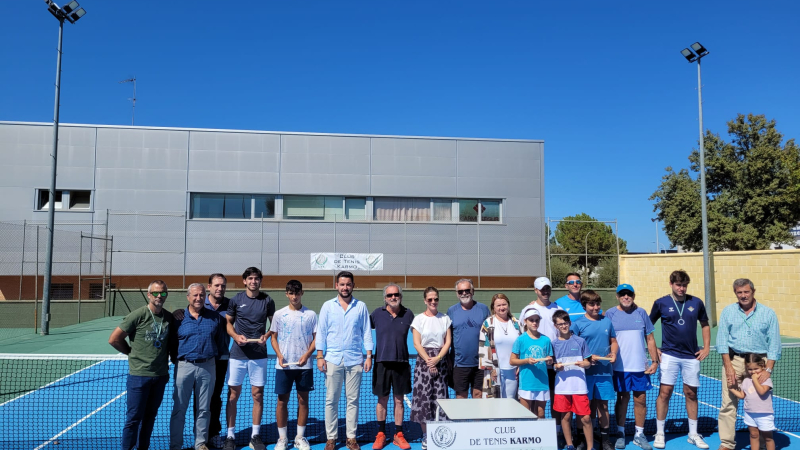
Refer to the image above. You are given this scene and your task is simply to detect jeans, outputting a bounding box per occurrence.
[170,360,216,450]
[325,362,363,439]
[122,374,169,450]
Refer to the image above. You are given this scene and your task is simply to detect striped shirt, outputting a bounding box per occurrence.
[716,301,781,361]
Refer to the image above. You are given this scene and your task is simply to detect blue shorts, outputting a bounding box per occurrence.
[612,371,652,393]
[586,375,615,401]
[274,369,314,395]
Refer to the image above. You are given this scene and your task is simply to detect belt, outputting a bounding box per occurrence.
[729,349,766,360]
[179,357,210,364]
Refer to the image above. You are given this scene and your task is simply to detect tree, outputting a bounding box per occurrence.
[651,114,800,251]
[551,213,627,280]
[594,256,619,289]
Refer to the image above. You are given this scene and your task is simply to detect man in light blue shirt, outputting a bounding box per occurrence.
[716,278,780,450]
[316,271,373,450]
[555,273,587,321]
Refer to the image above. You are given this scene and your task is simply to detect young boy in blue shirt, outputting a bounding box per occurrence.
[552,309,593,450]
[571,290,618,450]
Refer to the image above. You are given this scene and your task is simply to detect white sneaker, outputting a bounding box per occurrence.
[687,434,709,449]
[209,435,225,448]
[294,436,311,450]
[275,437,289,450]
[653,433,665,449]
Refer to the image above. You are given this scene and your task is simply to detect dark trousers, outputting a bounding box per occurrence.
[122,374,169,450]
[194,358,228,437]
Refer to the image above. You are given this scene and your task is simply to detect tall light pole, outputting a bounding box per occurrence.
[119,77,136,125]
[680,42,715,326]
[651,218,659,253]
[41,0,87,335]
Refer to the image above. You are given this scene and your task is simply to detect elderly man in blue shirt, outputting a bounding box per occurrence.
[169,283,227,450]
[716,278,781,450]
[316,271,374,450]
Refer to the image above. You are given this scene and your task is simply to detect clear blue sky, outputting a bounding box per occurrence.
[2,1,798,252]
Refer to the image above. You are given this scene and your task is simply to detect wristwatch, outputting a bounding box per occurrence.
[766,368,773,374]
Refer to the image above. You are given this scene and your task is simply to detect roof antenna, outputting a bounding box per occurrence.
[119,77,136,125]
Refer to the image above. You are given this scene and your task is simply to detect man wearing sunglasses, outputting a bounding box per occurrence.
[447,278,490,400]
[556,273,600,322]
[370,284,415,450]
[109,280,175,450]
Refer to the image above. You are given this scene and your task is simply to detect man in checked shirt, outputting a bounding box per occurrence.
[716,278,781,450]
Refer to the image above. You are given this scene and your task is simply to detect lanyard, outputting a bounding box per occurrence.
[147,306,164,348]
[670,294,687,326]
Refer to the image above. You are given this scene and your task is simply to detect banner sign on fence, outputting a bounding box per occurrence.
[310,253,384,271]
[428,419,555,450]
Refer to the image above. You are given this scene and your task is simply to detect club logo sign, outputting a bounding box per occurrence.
[310,253,384,271]
[433,426,457,449]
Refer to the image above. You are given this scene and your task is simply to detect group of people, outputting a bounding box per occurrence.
[109,268,781,450]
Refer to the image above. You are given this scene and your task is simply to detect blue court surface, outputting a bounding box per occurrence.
[2,331,799,449]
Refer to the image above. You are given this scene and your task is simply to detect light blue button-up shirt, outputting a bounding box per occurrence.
[316,297,374,366]
[716,301,781,361]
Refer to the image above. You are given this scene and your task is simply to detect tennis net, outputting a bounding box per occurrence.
[1,344,798,450]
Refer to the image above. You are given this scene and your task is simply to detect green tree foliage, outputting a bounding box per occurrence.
[546,256,575,287]
[551,213,627,279]
[594,256,619,289]
[651,114,800,251]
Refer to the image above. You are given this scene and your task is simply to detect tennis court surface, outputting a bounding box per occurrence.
[1,318,799,450]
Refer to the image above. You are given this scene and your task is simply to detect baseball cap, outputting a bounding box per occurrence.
[534,277,552,290]
[616,283,635,294]
[521,308,541,321]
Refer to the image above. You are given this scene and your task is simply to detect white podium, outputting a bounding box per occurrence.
[428,399,556,450]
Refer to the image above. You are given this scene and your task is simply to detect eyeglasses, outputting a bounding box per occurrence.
[149,292,168,298]
[566,280,583,286]
[457,289,472,295]
[555,322,570,328]
[426,298,440,302]
[385,293,401,298]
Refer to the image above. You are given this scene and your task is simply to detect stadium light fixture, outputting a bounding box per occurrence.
[680,41,715,326]
[40,0,87,336]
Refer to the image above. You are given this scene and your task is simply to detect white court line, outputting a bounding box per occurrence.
[33,390,127,450]
[404,394,412,409]
[0,359,108,408]
[699,373,800,406]
[670,387,800,439]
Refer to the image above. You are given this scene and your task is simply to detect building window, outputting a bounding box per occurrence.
[459,199,479,222]
[458,199,501,222]
[374,197,431,221]
[345,198,367,220]
[50,283,74,300]
[283,195,346,220]
[37,190,92,210]
[190,193,275,219]
[481,200,501,222]
[433,199,453,221]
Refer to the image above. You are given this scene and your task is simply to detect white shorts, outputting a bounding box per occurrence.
[743,411,775,431]
[519,389,550,401]
[658,353,700,387]
[227,358,269,387]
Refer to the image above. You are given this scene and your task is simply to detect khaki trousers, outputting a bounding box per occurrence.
[719,356,746,449]
[325,362,363,440]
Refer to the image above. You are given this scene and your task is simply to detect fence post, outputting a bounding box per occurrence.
[19,220,26,300]
[109,236,115,316]
[477,217,481,288]
[182,212,187,289]
[35,226,40,333]
[103,210,109,306]
[404,221,407,289]
[78,231,83,323]
[260,212,264,269]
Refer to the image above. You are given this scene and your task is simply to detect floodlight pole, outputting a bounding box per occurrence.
[696,57,716,326]
[41,16,65,335]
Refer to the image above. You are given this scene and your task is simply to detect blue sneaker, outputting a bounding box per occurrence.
[632,435,652,450]
[564,446,576,450]
[615,434,626,449]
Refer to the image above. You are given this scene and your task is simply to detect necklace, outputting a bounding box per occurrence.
[669,294,686,326]
[496,316,510,335]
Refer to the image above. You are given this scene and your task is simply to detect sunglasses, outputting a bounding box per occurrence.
[566,280,583,286]
[426,298,440,302]
[457,289,472,295]
[150,292,168,298]
[618,291,634,297]
[385,293,401,298]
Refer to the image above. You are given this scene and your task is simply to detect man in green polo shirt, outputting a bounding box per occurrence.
[109,280,175,450]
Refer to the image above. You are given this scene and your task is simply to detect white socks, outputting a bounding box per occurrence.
[297,425,306,438]
[252,425,260,437]
[227,427,235,439]
[689,419,698,436]
[656,420,665,435]
[279,427,288,439]
[635,426,644,437]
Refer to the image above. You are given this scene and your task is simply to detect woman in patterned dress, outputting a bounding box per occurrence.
[410,287,452,450]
